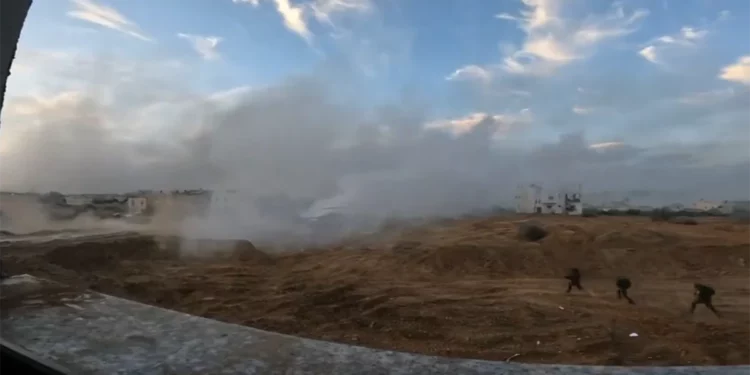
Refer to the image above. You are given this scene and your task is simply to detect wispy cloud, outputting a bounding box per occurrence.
[424,109,533,139]
[497,0,648,76]
[639,26,708,65]
[310,0,372,26]
[450,0,648,83]
[719,55,750,86]
[678,88,736,105]
[67,0,152,42]
[233,0,373,43]
[589,141,624,150]
[572,106,594,115]
[445,65,492,83]
[177,33,223,61]
[273,0,312,42]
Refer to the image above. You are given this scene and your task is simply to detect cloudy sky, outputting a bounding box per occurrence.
[0,0,748,217]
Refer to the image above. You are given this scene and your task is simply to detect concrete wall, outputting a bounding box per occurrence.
[1,0,33,118]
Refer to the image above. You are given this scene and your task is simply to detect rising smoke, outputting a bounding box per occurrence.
[0,51,748,244]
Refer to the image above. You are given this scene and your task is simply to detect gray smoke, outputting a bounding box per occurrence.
[1,51,748,243]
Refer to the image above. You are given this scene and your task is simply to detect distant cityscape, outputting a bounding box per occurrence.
[1,186,748,223]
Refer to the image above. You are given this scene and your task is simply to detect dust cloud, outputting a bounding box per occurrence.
[1,54,748,245]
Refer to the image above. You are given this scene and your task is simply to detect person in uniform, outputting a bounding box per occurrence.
[616,277,635,304]
[691,283,720,317]
[565,268,583,293]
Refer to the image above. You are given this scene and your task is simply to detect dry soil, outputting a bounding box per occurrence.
[1,215,748,366]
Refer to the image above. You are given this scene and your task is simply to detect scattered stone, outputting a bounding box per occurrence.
[669,216,698,225]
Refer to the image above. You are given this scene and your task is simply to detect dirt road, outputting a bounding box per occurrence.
[1,215,748,365]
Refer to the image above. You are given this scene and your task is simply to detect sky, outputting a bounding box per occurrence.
[0,0,749,219]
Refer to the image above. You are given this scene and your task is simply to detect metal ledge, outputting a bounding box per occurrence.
[1,339,72,375]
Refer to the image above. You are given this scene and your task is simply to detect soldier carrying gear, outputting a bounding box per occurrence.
[616,277,635,304]
[691,283,720,317]
[565,268,583,293]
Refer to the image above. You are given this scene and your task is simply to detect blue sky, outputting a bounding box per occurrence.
[0,0,748,201]
[21,0,750,142]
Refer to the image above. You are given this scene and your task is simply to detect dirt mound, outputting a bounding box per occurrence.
[517,220,548,241]
[177,238,273,264]
[384,217,748,278]
[42,236,177,272]
[593,228,675,246]
[669,216,698,225]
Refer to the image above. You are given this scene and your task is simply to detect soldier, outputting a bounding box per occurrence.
[691,283,720,317]
[565,268,583,293]
[616,277,635,304]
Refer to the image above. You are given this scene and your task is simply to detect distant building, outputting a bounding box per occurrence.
[692,199,724,211]
[127,196,149,215]
[718,200,750,215]
[65,195,92,206]
[209,190,237,214]
[515,184,583,215]
[665,203,685,211]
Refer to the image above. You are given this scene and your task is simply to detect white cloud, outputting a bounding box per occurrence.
[589,141,624,150]
[572,106,594,115]
[496,0,648,76]
[67,0,152,42]
[424,109,533,139]
[719,56,750,86]
[458,0,647,80]
[638,45,658,64]
[177,33,223,61]
[678,88,736,105]
[233,0,261,5]
[310,0,372,26]
[639,26,708,65]
[233,0,372,43]
[272,0,312,42]
[445,65,492,83]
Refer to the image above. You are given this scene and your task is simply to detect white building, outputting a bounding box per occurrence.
[515,184,583,215]
[718,200,750,215]
[516,184,542,214]
[692,199,724,211]
[127,197,149,215]
[65,195,92,206]
[209,190,238,216]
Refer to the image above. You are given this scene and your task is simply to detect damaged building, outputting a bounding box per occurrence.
[515,184,583,216]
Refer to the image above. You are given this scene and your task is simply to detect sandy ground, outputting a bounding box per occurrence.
[1,215,748,366]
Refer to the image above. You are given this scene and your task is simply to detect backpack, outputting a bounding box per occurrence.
[698,284,715,297]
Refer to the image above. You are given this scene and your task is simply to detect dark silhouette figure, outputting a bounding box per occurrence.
[616,277,635,304]
[691,283,720,317]
[565,268,583,293]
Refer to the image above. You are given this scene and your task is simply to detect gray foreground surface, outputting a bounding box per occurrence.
[1,275,747,375]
